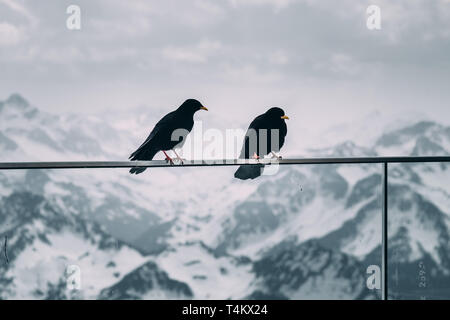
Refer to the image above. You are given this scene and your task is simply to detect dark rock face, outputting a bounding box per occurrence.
[98,261,193,300]
[251,239,375,299]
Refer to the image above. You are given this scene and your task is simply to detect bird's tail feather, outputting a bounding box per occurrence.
[234,164,264,180]
[129,167,147,175]
[129,148,158,175]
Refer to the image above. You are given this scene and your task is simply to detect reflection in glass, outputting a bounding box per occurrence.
[0,163,385,299]
[389,162,450,300]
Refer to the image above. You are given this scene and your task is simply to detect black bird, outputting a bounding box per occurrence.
[234,107,289,180]
[129,99,208,174]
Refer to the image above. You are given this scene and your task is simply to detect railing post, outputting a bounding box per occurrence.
[381,162,388,300]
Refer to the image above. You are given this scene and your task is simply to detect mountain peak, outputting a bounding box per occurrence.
[1,93,39,120]
[308,140,376,157]
[375,120,446,153]
[5,93,30,109]
[6,93,30,108]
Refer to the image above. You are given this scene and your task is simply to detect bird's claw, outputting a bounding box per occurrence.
[176,158,186,165]
[271,152,282,160]
[252,153,261,163]
[165,157,174,165]
[171,150,185,165]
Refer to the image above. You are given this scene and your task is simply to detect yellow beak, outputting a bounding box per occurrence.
[200,106,208,111]
[281,115,289,120]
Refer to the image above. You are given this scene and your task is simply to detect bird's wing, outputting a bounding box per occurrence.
[239,114,266,159]
[129,111,177,160]
[278,121,287,150]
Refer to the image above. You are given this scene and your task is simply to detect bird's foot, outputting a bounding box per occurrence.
[271,152,282,160]
[172,150,185,165]
[252,153,261,163]
[165,156,174,165]
[163,150,175,165]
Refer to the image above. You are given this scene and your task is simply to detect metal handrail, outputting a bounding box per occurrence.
[1,155,449,301]
[0,156,449,170]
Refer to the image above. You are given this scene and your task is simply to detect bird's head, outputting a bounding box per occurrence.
[266,107,289,121]
[179,99,208,113]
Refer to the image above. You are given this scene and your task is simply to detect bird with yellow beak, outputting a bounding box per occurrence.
[129,99,208,174]
[235,107,289,180]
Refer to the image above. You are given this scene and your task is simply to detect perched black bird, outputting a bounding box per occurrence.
[234,107,289,180]
[129,99,208,174]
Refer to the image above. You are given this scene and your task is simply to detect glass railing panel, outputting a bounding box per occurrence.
[0,163,383,299]
[388,162,450,300]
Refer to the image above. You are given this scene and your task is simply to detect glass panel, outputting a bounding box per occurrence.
[388,162,450,300]
[0,164,382,299]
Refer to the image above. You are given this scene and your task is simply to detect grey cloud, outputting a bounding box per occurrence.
[0,0,449,137]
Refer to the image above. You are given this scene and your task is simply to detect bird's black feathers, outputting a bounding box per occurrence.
[129,99,206,174]
[129,166,148,175]
[234,163,264,180]
[234,107,288,180]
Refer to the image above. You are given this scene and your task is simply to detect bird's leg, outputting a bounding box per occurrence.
[162,150,174,165]
[172,149,185,165]
[252,152,261,163]
[271,151,282,160]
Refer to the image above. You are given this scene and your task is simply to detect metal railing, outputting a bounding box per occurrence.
[1,155,450,300]
[0,156,450,170]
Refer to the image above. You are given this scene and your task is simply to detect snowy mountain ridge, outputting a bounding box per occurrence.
[1,93,449,299]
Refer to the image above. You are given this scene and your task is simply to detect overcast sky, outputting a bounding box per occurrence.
[1,0,450,138]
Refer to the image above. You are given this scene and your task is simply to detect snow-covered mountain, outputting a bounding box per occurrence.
[0,93,449,299]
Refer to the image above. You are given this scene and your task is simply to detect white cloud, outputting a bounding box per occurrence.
[114,0,226,28]
[194,0,225,16]
[313,53,362,76]
[0,22,22,46]
[221,63,283,84]
[0,0,38,26]
[162,40,222,63]
[229,0,294,11]
[329,53,360,76]
[0,0,449,125]
[269,50,289,65]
